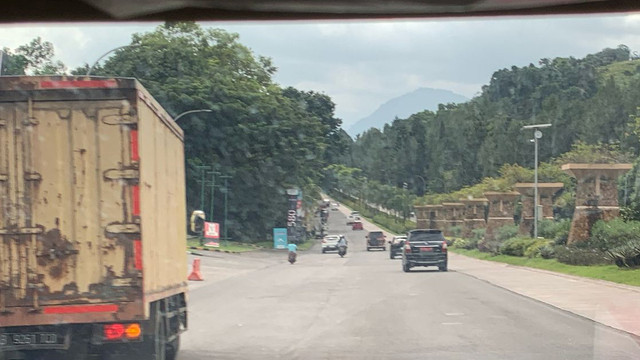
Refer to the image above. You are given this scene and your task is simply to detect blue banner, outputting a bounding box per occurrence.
[273,228,288,249]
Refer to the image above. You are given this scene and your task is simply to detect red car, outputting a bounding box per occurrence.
[352,221,363,230]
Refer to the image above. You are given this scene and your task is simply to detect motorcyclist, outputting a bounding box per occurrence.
[337,235,347,256]
[337,235,348,248]
[288,242,298,264]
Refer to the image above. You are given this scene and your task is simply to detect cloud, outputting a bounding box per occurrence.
[3,14,640,126]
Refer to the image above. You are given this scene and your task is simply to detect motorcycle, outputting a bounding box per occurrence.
[338,245,347,258]
[288,251,297,264]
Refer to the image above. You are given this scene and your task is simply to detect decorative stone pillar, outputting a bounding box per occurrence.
[562,163,632,244]
[431,205,446,230]
[483,191,519,241]
[514,183,564,236]
[413,205,428,229]
[414,205,442,229]
[441,202,465,237]
[460,198,488,239]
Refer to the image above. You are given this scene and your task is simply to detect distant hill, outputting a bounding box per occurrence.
[347,87,469,136]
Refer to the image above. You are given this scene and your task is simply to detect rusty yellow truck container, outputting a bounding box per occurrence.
[0,76,187,360]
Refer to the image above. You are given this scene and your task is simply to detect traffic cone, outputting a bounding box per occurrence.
[188,258,204,281]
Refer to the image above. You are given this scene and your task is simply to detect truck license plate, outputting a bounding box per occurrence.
[420,247,433,252]
[0,332,66,351]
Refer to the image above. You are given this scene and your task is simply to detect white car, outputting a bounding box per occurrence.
[322,235,340,253]
[346,211,360,225]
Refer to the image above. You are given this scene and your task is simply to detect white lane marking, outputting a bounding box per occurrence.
[441,322,463,325]
[445,312,465,316]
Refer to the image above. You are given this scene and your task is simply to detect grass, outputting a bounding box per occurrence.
[187,236,258,253]
[451,248,640,287]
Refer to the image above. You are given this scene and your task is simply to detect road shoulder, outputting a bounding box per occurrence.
[451,252,640,337]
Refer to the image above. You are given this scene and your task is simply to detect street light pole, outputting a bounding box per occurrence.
[173,109,213,123]
[87,44,139,76]
[534,135,539,238]
[522,123,552,239]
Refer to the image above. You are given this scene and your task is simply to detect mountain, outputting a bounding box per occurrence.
[347,87,469,136]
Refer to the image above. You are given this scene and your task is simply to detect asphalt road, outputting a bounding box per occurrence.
[179,208,640,360]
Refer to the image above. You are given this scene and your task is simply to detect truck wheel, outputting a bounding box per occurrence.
[140,302,167,360]
[166,336,180,360]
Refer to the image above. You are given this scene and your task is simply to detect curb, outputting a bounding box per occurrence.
[187,245,266,254]
[450,251,640,292]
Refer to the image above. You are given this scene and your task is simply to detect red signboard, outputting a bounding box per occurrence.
[204,222,220,239]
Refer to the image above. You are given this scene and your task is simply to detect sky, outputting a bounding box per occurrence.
[2,13,640,127]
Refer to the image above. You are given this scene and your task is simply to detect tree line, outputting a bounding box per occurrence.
[2,23,350,242]
[344,45,640,199]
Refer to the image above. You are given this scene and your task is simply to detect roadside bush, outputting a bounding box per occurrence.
[587,218,640,268]
[449,226,462,238]
[589,218,640,251]
[471,228,485,241]
[496,225,519,242]
[538,219,571,245]
[554,246,609,266]
[500,237,538,257]
[524,239,553,258]
[606,239,640,268]
[455,237,479,250]
[539,245,556,259]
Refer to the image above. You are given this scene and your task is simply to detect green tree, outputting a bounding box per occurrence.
[93,22,334,241]
[2,37,66,75]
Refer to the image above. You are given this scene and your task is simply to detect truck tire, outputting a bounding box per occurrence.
[166,336,180,360]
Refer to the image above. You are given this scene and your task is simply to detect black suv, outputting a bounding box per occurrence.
[402,229,448,272]
[365,231,386,251]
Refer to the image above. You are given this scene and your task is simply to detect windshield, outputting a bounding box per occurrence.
[2,12,640,360]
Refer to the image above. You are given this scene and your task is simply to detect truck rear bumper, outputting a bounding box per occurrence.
[0,301,144,328]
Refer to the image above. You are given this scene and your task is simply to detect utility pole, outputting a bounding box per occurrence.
[195,165,211,212]
[208,171,221,222]
[220,175,232,246]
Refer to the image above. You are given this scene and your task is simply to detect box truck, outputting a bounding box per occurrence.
[0,76,187,360]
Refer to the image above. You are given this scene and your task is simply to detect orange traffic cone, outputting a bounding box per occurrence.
[188,258,204,281]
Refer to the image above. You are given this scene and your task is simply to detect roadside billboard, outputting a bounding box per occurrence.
[204,222,220,247]
[286,188,299,243]
[273,228,288,249]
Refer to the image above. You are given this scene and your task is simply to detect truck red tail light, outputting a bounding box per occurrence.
[104,324,125,340]
[104,323,142,341]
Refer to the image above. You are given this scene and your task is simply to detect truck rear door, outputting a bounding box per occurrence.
[0,78,142,324]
